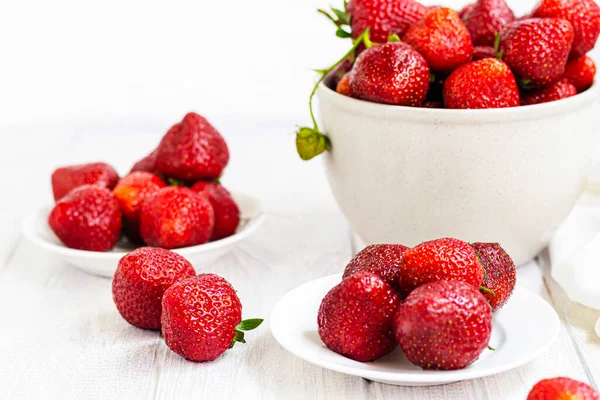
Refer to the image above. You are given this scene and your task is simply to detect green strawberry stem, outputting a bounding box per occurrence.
[317,1,351,37]
[229,318,264,348]
[296,28,371,161]
[493,33,504,60]
[167,177,186,187]
[480,286,497,297]
[488,345,496,351]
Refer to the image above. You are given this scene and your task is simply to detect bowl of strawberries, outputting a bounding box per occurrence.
[23,112,265,278]
[296,0,600,266]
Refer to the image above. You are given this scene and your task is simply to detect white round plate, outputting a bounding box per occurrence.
[271,273,560,387]
[23,192,265,278]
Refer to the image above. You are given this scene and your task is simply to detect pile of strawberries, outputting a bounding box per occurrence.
[48,112,241,252]
[318,238,517,369]
[112,247,263,362]
[326,0,599,109]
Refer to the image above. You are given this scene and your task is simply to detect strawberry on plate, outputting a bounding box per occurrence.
[318,271,401,362]
[191,181,240,241]
[462,0,516,46]
[350,0,427,43]
[112,247,196,330]
[471,242,516,310]
[161,273,263,362]
[342,244,409,292]
[521,80,578,105]
[527,377,599,400]
[52,162,119,201]
[393,280,492,370]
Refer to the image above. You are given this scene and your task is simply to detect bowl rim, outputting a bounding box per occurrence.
[317,78,600,124]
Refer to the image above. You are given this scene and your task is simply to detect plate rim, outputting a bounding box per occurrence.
[270,273,560,385]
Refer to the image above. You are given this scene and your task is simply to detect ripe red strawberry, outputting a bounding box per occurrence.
[393,280,492,370]
[48,185,122,251]
[113,172,167,243]
[472,45,497,60]
[462,0,516,46]
[470,242,516,310]
[460,3,474,19]
[350,0,427,43]
[130,149,158,173]
[336,72,353,96]
[52,162,119,201]
[500,18,574,88]
[191,181,240,241]
[139,186,214,249]
[521,80,577,105]
[443,58,520,109]
[161,274,263,362]
[342,244,409,292]
[532,0,600,58]
[318,271,401,362]
[112,247,196,330]
[402,7,474,71]
[398,238,484,298]
[351,42,430,106]
[564,55,597,92]
[155,112,229,181]
[527,377,600,400]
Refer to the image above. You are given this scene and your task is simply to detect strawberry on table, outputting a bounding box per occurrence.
[462,0,516,46]
[155,112,229,181]
[443,58,520,109]
[318,271,401,362]
[342,244,409,292]
[402,7,474,72]
[52,162,119,201]
[350,0,427,43]
[113,172,167,243]
[532,0,600,58]
[161,274,263,362]
[500,18,574,88]
[393,280,492,370]
[48,185,122,251]
[398,237,485,298]
[527,377,600,400]
[350,42,430,106]
[112,247,196,330]
[521,80,578,105]
[563,55,597,92]
[139,186,214,249]
[130,149,158,174]
[191,181,240,241]
[471,242,516,310]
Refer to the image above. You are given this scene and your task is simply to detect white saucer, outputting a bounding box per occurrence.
[23,192,265,278]
[271,273,560,387]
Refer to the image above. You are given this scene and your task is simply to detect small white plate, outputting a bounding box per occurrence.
[271,274,560,387]
[23,192,265,278]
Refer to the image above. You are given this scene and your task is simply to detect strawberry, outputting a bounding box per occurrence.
[398,238,485,298]
[350,0,427,43]
[564,55,597,92]
[51,162,119,201]
[393,280,492,370]
[532,0,600,58]
[336,72,353,96]
[191,181,240,241]
[521,80,577,105]
[130,149,158,174]
[460,3,474,19]
[161,274,263,362]
[342,244,409,292]
[527,377,600,400]
[500,18,574,88]
[472,45,498,60]
[470,242,516,310]
[112,247,196,330]
[139,186,214,249]
[462,0,516,46]
[351,42,430,106]
[443,58,519,109]
[48,185,122,251]
[402,7,474,71]
[318,271,401,362]
[155,112,229,181]
[113,172,167,243]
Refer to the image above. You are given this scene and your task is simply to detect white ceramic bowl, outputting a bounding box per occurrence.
[23,192,265,278]
[318,81,600,265]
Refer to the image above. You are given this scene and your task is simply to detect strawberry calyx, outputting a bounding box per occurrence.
[493,34,504,59]
[229,318,264,348]
[480,286,497,297]
[296,28,371,161]
[318,0,351,38]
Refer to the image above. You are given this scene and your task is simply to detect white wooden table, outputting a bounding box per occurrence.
[0,123,598,400]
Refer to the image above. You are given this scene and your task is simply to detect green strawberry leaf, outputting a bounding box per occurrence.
[236,318,264,331]
[336,28,352,38]
[387,33,401,42]
[480,286,497,297]
[167,178,186,187]
[488,345,496,351]
[331,7,350,25]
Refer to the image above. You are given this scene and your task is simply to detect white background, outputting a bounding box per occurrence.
[0,0,543,127]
